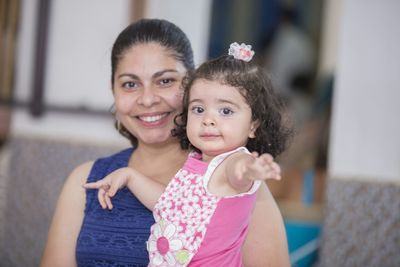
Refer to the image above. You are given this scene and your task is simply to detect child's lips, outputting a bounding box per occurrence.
[200,133,221,139]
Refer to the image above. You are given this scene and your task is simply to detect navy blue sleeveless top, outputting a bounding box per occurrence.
[76,148,154,266]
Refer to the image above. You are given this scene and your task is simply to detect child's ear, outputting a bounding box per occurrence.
[249,120,260,139]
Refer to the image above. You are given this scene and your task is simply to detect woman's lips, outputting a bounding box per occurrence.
[138,113,168,122]
[136,112,170,127]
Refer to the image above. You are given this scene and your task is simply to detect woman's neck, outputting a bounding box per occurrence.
[129,141,189,185]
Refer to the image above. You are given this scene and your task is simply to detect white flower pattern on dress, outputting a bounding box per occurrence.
[149,166,219,266]
[147,219,186,266]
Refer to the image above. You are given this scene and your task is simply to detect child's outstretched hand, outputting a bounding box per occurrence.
[83,167,134,209]
[241,152,281,181]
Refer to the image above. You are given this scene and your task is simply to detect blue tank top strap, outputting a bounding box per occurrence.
[84,148,133,211]
[87,147,133,182]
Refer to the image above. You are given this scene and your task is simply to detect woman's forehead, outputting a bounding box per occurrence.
[116,43,186,76]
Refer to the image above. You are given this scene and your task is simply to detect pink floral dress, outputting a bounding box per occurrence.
[146,147,261,267]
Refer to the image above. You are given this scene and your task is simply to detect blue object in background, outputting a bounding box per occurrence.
[285,220,321,267]
[302,169,315,206]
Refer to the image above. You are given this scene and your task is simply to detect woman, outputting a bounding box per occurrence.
[40,18,290,267]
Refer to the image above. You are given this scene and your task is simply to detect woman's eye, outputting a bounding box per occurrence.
[220,107,233,115]
[159,78,175,86]
[191,106,204,114]
[122,81,137,89]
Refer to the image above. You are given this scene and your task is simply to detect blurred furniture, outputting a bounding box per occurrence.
[0,137,122,266]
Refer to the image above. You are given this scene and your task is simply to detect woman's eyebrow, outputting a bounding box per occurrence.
[117,69,179,80]
[117,73,140,80]
[153,69,179,78]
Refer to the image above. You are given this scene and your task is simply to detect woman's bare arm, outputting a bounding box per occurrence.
[242,182,290,267]
[40,161,93,267]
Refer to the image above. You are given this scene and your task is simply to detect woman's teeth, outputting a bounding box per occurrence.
[139,113,167,122]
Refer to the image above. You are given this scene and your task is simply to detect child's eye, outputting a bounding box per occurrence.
[219,107,233,116]
[191,106,204,114]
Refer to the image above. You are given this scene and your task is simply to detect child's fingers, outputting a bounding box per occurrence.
[83,180,110,190]
[97,188,108,209]
[83,182,101,189]
[271,174,281,181]
[107,182,120,197]
[259,153,273,164]
[270,162,281,174]
[251,151,259,158]
[104,194,114,210]
[262,169,281,181]
[250,160,281,181]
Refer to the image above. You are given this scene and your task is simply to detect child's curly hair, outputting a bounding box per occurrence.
[173,55,292,158]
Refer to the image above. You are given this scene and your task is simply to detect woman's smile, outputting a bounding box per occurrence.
[136,112,171,126]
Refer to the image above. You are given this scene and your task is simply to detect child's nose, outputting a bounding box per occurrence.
[202,116,216,126]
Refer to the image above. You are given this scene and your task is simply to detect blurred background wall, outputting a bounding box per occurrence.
[0,0,399,266]
[319,0,400,266]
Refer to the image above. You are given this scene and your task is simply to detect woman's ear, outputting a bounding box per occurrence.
[249,120,260,139]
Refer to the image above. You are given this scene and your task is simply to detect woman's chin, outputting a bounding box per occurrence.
[139,132,178,146]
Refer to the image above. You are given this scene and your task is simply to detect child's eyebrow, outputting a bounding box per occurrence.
[188,98,203,104]
[216,99,241,108]
[188,98,241,109]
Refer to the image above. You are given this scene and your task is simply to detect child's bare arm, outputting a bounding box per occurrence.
[225,152,281,193]
[83,167,165,211]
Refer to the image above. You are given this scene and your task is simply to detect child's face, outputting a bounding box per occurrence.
[186,79,258,161]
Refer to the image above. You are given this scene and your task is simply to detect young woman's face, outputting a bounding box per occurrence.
[113,42,186,146]
[186,79,258,161]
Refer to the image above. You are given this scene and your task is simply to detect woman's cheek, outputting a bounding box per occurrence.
[115,96,133,114]
[174,91,185,108]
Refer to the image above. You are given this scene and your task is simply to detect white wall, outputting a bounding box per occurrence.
[146,0,212,66]
[328,0,400,182]
[45,0,131,109]
[318,0,342,76]
[11,0,212,146]
[14,0,130,109]
[12,0,132,146]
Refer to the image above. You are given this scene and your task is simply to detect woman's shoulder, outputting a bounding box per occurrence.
[65,160,95,187]
[94,147,133,166]
[68,148,134,185]
[88,147,134,182]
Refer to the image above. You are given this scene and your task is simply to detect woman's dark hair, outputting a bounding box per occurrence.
[173,55,292,158]
[111,18,194,145]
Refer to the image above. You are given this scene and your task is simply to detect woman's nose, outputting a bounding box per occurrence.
[136,87,161,107]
